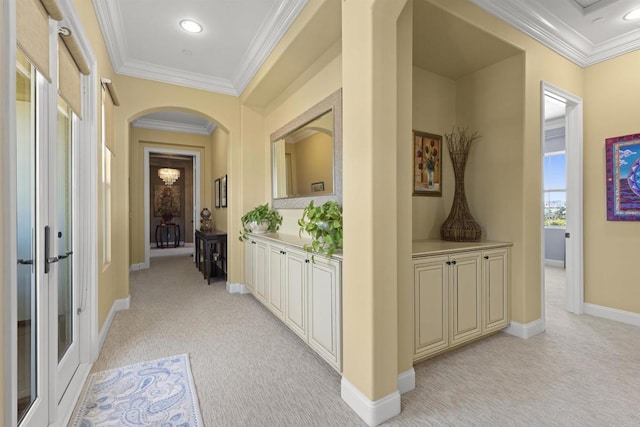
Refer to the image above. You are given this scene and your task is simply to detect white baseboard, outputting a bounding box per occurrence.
[397,368,415,394]
[341,377,401,426]
[584,303,640,327]
[130,263,146,272]
[544,259,564,268]
[504,318,545,339]
[98,295,131,352]
[226,282,250,294]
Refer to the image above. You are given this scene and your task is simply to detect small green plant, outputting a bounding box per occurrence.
[298,201,343,258]
[239,203,282,241]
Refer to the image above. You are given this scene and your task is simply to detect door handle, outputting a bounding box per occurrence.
[17,259,34,265]
[58,251,73,260]
[44,226,59,273]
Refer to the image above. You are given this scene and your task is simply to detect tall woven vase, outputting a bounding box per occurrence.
[440,149,481,241]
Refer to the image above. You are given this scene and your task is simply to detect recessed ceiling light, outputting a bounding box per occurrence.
[623,8,640,21]
[180,19,202,33]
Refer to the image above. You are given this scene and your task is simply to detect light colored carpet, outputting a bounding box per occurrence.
[90,258,640,426]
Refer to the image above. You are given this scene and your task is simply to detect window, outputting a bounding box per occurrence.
[543,152,566,226]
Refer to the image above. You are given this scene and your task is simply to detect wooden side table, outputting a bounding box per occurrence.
[195,230,227,285]
[155,223,181,248]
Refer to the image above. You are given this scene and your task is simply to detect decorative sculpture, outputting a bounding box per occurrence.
[199,207,214,231]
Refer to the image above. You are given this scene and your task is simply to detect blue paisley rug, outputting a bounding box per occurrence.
[72,354,203,426]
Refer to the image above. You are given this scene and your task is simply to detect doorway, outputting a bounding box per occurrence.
[541,82,584,325]
[143,147,201,268]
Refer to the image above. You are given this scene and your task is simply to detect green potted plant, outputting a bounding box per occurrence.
[238,203,282,241]
[298,201,343,258]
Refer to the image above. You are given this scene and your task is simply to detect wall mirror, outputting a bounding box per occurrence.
[271,89,342,209]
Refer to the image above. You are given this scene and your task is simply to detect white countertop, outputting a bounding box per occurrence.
[247,232,344,260]
[412,239,512,258]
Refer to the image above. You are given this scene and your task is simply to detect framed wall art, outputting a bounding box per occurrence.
[413,130,442,197]
[221,175,228,208]
[214,178,221,208]
[311,181,324,192]
[606,133,640,221]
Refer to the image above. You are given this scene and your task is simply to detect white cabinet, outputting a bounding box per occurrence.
[245,238,268,303]
[244,236,342,371]
[267,243,286,319]
[413,240,511,362]
[284,248,308,340]
[308,255,341,368]
[482,248,509,333]
[449,251,482,346]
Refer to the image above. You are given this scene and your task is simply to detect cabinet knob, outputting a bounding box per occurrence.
[452,260,457,265]
[446,261,451,265]
[484,256,489,260]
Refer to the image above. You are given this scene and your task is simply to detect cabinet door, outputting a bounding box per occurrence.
[482,248,509,332]
[267,243,285,318]
[285,248,308,340]
[449,252,482,346]
[414,256,449,360]
[308,256,342,370]
[245,241,255,292]
[254,240,268,303]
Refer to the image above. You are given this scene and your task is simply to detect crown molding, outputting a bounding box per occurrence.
[233,0,309,93]
[132,118,217,136]
[91,0,127,71]
[470,0,640,67]
[117,59,237,95]
[92,0,307,95]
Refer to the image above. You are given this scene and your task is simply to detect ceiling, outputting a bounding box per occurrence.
[92,0,308,96]
[99,0,640,131]
[471,0,640,66]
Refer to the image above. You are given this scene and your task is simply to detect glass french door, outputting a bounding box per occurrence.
[16,51,79,426]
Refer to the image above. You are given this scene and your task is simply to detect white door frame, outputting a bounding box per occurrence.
[143,147,200,269]
[540,81,584,323]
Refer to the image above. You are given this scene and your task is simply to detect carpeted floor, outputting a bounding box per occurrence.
[90,257,640,426]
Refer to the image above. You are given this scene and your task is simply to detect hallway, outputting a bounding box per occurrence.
[88,257,640,426]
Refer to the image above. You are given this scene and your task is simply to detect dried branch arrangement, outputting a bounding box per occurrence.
[444,126,481,155]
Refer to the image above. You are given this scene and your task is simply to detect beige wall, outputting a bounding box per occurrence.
[583,51,640,314]
[211,127,228,232]
[412,66,456,239]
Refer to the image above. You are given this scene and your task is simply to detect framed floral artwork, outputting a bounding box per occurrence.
[413,130,442,197]
[606,133,640,221]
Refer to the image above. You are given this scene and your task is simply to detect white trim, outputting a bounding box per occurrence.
[340,377,401,427]
[232,0,309,93]
[544,259,564,268]
[584,303,640,328]
[97,295,130,353]
[52,362,91,427]
[130,263,146,272]
[3,1,18,425]
[504,319,546,339]
[397,368,415,395]
[132,117,215,136]
[226,282,250,294]
[541,82,584,320]
[469,0,640,67]
[143,147,200,271]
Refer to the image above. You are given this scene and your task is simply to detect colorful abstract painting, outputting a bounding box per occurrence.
[606,133,640,221]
